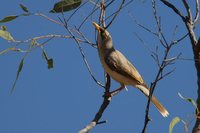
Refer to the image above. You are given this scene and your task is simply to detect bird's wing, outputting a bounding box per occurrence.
[105,50,144,84]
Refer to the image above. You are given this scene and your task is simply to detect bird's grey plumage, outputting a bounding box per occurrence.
[92,22,169,117]
[105,49,144,85]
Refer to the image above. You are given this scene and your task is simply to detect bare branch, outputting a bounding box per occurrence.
[134,33,154,54]
[173,33,188,44]
[170,25,178,45]
[78,5,99,30]
[79,74,111,133]
[59,15,105,88]
[157,68,176,82]
[182,0,193,22]
[74,27,97,48]
[35,13,64,27]
[105,0,115,8]
[99,0,106,27]
[16,34,72,43]
[142,1,181,132]
[129,13,157,36]
[105,0,134,25]
[160,0,186,21]
[194,0,199,24]
[105,0,125,29]
[67,0,89,22]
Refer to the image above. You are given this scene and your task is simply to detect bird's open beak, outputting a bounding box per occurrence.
[92,22,101,31]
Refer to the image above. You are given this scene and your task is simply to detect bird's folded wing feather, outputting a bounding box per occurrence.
[105,50,144,84]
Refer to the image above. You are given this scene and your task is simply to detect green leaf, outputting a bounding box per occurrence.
[0,29,14,41]
[50,0,82,13]
[42,49,54,69]
[10,58,25,94]
[0,47,15,55]
[19,4,29,13]
[0,15,18,23]
[169,117,181,133]
[47,58,53,69]
[178,92,198,112]
[0,48,26,55]
[1,26,7,31]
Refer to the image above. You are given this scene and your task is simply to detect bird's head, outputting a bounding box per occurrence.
[92,22,112,48]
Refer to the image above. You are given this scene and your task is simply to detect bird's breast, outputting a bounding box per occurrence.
[98,49,134,85]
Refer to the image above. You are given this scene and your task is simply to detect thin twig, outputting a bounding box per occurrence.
[173,33,188,44]
[105,0,125,29]
[16,34,72,43]
[35,13,64,26]
[67,0,89,22]
[130,13,157,36]
[142,1,181,132]
[60,15,105,88]
[157,68,176,82]
[105,0,134,28]
[134,33,154,54]
[99,1,106,27]
[74,27,97,48]
[182,0,192,22]
[105,0,134,20]
[78,1,100,30]
[194,0,199,24]
[152,0,168,48]
[105,0,115,8]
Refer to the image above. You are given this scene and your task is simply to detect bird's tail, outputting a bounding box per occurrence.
[135,84,169,117]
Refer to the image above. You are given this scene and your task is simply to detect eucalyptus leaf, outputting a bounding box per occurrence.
[42,49,54,69]
[19,4,29,13]
[2,26,7,31]
[0,47,14,55]
[10,58,25,94]
[178,92,198,111]
[50,0,82,13]
[0,30,14,41]
[47,58,53,69]
[169,117,181,133]
[0,15,18,23]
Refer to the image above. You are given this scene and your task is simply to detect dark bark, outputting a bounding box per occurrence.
[193,38,200,133]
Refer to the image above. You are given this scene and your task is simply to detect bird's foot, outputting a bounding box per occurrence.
[125,86,128,91]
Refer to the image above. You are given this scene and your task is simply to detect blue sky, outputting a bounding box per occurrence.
[0,1,199,133]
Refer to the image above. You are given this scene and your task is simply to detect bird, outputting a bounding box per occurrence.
[92,22,169,117]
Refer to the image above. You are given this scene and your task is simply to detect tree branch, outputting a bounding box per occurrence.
[79,74,111,133]
[59,15,105,88]
[142,1,181,132]
[35,13,64,26]
[160,0,186,21]
[182,0,192,22]
[78,1,114,132]
[105,0,125,29]
[194,0,199,24]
